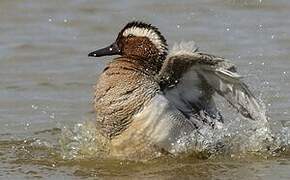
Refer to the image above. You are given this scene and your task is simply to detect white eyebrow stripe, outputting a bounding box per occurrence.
[123,27,166,53]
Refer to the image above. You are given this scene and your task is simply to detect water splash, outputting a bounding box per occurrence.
[167,96,289,159]
[58,100,289,160]
[59,121,109,160]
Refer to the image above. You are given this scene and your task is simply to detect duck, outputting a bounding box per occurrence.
[88,21,266,159]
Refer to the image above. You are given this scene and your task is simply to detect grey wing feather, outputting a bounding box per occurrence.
[158,42,266,122]
[197,63,266,121]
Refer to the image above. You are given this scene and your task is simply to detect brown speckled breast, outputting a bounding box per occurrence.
[94,57,160,139]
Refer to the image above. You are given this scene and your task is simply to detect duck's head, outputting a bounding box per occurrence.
[88,21,168,63]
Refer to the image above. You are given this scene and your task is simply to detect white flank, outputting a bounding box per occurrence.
[123,27,167,54]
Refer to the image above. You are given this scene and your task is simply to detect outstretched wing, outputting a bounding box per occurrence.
[158,42,266,122]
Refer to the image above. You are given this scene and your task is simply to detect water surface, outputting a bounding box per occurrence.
[1,0,290,179]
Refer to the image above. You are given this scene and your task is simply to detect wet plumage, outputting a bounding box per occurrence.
[88,21,266,158]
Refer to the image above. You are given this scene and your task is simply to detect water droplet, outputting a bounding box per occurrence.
[24,123,30,130]
[31,104,38,110]
[49,113,55,119]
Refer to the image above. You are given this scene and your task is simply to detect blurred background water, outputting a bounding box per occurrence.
[1,0,290,179]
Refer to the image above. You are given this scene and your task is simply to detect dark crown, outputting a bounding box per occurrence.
[119,21,168,56]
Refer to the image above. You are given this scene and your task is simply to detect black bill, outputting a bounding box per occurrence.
[88,42,121,57]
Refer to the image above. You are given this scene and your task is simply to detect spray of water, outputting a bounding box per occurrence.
[59,96,289,160]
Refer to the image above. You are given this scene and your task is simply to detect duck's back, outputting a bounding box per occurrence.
[94,57,159,138]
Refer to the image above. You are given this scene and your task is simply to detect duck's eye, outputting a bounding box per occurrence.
[127,34,134,38]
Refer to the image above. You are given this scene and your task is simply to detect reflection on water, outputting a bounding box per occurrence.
[1,0,290,179]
